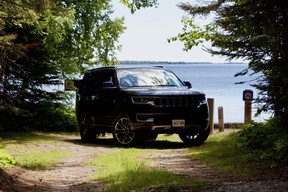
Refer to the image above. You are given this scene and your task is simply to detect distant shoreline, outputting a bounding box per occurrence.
[119,60,247,65]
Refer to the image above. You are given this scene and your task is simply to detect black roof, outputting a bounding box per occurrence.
[87,66,165,73]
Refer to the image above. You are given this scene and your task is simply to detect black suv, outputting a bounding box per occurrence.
[74,66,210,146]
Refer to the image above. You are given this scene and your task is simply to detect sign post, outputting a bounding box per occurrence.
[243,89,253,124]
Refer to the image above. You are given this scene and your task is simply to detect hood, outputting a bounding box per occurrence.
[121,86,205,96]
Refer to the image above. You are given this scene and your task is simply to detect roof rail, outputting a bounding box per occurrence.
[88,66,116,72]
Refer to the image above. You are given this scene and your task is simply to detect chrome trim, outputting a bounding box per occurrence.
[151,124,202,131]
[151,125,171,130]
[136,113,154,122]
[132,95,206,107]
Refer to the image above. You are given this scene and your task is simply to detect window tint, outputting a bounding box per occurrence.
[80,70,115,94]
[117,68,183,88]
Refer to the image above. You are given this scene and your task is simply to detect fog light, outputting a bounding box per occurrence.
[136,114,154,122]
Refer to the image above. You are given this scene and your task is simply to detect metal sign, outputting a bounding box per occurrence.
[243,89,253,101]
[65,80,76,91]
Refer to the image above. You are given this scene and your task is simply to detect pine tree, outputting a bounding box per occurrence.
[171,0,288,128]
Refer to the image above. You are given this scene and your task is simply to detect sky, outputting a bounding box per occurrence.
[112,0,232,63]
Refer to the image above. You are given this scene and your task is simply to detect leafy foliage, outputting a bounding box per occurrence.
[29,102,78,132]
[120,0,158,13]
[0,141,16,167]
[59,0,125,73]
[0,0,74,126]
[0,149,16,167]
[237,118,288,163]
[0,0,157,131]
[172,0,288,128]
[0,102,78,132]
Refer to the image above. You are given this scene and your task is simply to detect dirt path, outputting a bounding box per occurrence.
[146,149,288,192]
[1,135,115,192]
[1,134,288,192]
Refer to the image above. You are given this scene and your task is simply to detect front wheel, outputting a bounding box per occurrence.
[112,114,139,146]
[179,127,210,146]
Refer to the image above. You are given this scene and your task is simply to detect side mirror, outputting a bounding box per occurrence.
[183,81,192,89]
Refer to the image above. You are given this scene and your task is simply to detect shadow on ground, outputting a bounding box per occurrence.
[63,134,192,150]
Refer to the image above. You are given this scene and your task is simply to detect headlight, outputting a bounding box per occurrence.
[197,95,207,107]
[132,97,155,105]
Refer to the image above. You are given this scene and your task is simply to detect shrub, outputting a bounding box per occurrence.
[0,141,16,167]
[32,102,78,132]
[237,117,288,163]
[0,102,78,132]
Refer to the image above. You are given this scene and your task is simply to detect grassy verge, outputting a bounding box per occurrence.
[1,132,73,169]
[0,131,78,144]
[186,129,253,177]
[88,149,201,192]
[13,149,70,170]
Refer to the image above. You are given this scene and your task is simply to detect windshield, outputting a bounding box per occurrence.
[117,68,184,88]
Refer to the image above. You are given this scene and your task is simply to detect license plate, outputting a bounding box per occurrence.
[172,119,185,127]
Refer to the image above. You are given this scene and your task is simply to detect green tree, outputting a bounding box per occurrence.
[0,0,76,130]
[170,0,288,128]
[59,0,158,75]
[120,0,158,13]
[0,0,158,130]
[57,0,124,75]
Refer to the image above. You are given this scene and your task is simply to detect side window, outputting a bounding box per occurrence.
[96,71,115,86]
[79,73,94,95]
[80,70,115,95]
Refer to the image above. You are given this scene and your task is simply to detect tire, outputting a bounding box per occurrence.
[79,113,96,142]
[112,114,139,146]
[179,126,210,146]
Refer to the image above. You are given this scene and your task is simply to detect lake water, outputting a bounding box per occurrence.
[120,63,271,123]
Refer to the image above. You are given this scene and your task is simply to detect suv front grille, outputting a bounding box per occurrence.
[132,96,205,107]
[155,96,196,107]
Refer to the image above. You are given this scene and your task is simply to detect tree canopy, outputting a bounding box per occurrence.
[0,0,157,130]
[171,0,288,128]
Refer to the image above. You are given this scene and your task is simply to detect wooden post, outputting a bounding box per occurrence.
[243,89,253,124]
[218,106,224,132]
[207,98,214,134]
[244,101,252,124]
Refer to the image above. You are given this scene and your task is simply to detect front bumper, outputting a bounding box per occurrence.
[130,112,209,134]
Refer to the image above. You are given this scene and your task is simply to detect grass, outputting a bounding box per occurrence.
[0,129,262,190]
[0,131,73,169]
[13,149,70,170]
[0,131,78,144]
[186,129,253,176]
[88,149,200,192]
[137,130,253,178]
[157,134,182,142]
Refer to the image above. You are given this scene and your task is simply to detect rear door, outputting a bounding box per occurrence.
[89,69,117,126]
